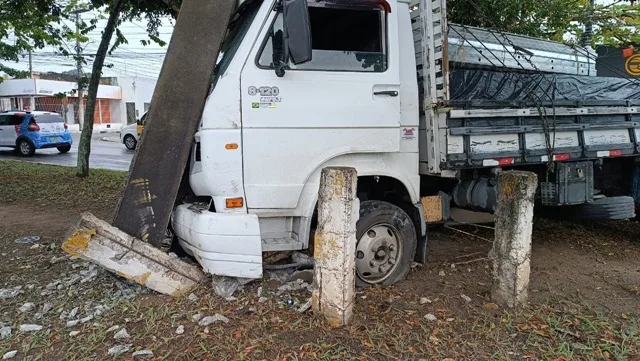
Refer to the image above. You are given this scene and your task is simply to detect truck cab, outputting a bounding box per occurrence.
[171,0,640,284]
[172,0,422,284]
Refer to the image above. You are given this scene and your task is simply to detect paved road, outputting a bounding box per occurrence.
[0,133,133,171]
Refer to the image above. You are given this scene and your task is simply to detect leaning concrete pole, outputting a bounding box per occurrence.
[112,0,235,247]
[490,171,538,308]
[312,167,359,327]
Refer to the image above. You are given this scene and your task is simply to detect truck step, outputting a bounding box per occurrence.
[262,237,304,252]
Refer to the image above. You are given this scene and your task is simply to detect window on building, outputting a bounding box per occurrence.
[126,102,136,125]
[258,6,387,72]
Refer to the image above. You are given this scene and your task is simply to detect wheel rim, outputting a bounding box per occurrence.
[125,136,135,149]
[356,223,402,284]
[20,142,30,154]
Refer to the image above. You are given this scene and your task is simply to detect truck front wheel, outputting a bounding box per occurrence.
[356,200,417,286]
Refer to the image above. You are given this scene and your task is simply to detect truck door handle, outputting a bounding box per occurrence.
[374,90,398,97]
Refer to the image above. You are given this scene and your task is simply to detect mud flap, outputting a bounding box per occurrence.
[413,202,428,264]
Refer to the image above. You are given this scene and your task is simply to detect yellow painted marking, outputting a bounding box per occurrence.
[115,271,152,286]
[62,229,96,257]
[333,173,345,197]
[131,272,152,285]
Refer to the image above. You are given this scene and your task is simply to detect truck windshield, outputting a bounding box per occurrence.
[213,0,263,86]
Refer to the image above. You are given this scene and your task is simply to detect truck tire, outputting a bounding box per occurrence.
[355,200,417,287]
[574,196,635,220]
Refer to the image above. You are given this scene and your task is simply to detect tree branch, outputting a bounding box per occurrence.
[161,0,180,17]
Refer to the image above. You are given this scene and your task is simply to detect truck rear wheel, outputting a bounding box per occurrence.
[573,196,635,220]
[356,200,417,286]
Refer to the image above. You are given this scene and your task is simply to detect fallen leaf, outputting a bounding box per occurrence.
[483,303,499,310]
[549,356,567,361]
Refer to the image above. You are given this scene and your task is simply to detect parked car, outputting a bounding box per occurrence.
[120,111,147,150]
[0,111,72,156]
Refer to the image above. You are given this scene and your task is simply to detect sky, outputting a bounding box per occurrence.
[2,8,174,80]
[0,0,623,81]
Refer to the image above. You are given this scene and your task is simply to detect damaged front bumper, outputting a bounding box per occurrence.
[171,203,263,279]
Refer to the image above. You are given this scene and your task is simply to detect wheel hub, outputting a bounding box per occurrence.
[356,224,401,283]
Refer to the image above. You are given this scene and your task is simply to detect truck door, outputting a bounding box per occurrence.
[240,0,401,209]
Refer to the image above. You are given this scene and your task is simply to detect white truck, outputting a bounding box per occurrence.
[170,0,640,285]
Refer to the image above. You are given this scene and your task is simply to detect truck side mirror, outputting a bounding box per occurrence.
[283,0,312,65]
[273,29,286,77]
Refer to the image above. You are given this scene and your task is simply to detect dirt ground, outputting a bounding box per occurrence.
[1,161,639,360]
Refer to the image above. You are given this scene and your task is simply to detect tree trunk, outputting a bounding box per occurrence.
[76,0,125,177]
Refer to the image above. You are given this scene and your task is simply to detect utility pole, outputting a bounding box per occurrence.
[582,0,595,47]
[75,8,85,130]
[28,50,35,111]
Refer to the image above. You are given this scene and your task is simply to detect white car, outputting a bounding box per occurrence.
[120,112,147,150]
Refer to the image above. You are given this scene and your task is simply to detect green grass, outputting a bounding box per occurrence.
[0,160,126,217]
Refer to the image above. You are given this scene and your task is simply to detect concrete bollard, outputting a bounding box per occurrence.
[490,171,538,308]
[312,167,359,327]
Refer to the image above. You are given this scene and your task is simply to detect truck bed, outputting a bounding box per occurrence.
[410,0,640,174]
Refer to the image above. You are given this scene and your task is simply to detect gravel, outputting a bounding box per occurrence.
[107,344,132,356]
[191,312,203,322]
[0,286,22,300]
[68,307,79,319]
[19,324,43,332]
[296,298,312,313]
[18,302,35,313]
[198,314,229,326]
[175,325,184,335]
[41,303,53,314]
[113,328,130,340]
[424,313,438,322]
[132,350,154,359]
[0,327,11,339]
[2,350,17,360]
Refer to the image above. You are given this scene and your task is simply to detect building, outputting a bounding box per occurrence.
[0,73,156,131]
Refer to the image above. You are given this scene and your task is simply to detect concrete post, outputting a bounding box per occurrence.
[490,171,538,308]
[312,167,359,327]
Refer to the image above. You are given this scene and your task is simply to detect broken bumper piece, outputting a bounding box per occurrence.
[171,204,263,279]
